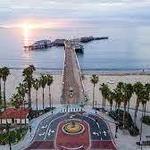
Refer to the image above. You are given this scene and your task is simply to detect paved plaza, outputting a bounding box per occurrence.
[26,111,116,150]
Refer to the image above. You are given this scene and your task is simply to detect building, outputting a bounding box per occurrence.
[0,108,29,125]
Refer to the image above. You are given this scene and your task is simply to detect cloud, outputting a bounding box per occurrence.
[0,0,150,27]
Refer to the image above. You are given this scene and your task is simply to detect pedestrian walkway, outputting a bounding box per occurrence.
[61,41,85,104]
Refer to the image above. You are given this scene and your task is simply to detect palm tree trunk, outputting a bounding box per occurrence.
[36,90,38,111]
[143,103,147,116]
[42,88,45,110]
[49,86,51,108]
[110,102,113,112]
[0,78,2,105]
[22,97,24,109]
[28,87,31,109]
[139,104,144,147]
[115,102,117,111]
[23,97,26,109]
[102,97,104,111]
[123,102,127,128]
[127,100,130,113]
[3,81,6,110]
[92,85,95,108]
[104,98,106,111]
[118,103,121,110]
[134,101,139,125]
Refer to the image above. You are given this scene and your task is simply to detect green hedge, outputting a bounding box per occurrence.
[142,116,150,125]
[0,127,28,145]
[29,107,56,119]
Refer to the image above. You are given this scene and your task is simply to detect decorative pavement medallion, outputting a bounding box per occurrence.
[62,120,85,135]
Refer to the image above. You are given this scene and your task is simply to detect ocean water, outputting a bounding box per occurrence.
[0,21,150,71]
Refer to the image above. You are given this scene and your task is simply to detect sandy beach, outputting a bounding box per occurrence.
[83,74,150,112]
[5,69,63,109]
[4,69,150,111]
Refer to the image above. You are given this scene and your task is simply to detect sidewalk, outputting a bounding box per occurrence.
[85,106,150,150]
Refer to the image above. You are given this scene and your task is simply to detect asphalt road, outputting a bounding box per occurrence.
[33,112,111,142]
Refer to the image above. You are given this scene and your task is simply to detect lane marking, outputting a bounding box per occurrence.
[41,125,48,129]
[48,129,55,136]
[38,132,46,136]
[103,131,107,136]
[44,113,68,140]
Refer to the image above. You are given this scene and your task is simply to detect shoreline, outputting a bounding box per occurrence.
[8,67,150,76]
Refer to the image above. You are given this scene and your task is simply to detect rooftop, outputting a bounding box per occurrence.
[0,108,29,119]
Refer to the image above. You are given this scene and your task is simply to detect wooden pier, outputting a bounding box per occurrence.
[61,41,85,104]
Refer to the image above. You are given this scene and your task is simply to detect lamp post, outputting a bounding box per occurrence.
[115,122,119,138]
[6,123,11,150]
[80,102,84,112]
[139,104,144,150]
[66,104,69,113]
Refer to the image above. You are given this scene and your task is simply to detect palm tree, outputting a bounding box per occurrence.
[90,74,99,108]
[16,83,27,100]
[1,67,10,110]
[126,83,134,113]
[0,68,2,105]
[46,75,53,108]
[133,82,144,125]
[33,79,40,111]
[113,83,123,111]
[99,83,109,111]
[142,83,150,116]
[121,83,133,128]
[11,93,23,109]
[39,74,47,110]
[107,90,115,111]
[22,65,35,109]
[16,83,27,108]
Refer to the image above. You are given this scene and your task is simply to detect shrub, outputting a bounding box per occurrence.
[142,116,150,125]
[0,127,28,144]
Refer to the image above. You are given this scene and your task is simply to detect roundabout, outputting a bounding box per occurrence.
[62,120,85,135]
[26,112,117,150]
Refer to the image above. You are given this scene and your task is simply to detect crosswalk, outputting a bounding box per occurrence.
[60,107,83,113]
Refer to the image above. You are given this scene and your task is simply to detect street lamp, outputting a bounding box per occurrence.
[29,125,32,133]
[139,104,145,150]
[66,104,69,113]
[6,123,12,150]
[115,122,119,138]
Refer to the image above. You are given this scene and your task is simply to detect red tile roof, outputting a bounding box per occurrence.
[0,108,29,119]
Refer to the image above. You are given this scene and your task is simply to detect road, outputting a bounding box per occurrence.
[26,112,116,150]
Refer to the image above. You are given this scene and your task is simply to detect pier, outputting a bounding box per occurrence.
[24,36,108,52]
[61,40,85,104]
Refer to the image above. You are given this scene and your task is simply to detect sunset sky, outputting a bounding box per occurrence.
[0,0,150,28]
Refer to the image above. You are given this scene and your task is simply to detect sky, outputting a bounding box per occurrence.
[0,0,150,28]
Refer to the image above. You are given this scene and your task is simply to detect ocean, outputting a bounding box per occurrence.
[0,21,150,72]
